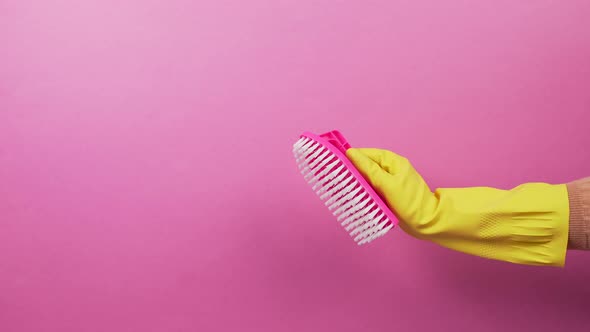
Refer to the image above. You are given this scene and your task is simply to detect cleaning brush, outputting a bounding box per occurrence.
[293,130,398,245]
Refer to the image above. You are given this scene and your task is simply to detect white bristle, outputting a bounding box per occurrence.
[295,142,319,163]
[340,201,376,225]
[292,138,309,152]
[306,160,340,185]
[304,157,337,181]
[323,178,355,205]
[358,222,393,245]
[298,146,325,169]
[299,165,310,175]
[334,186,367,217]
[312,164,343,191]
[293,135,394,245]
[344,209,380,231]
[327,182,359,209]
[307,146,328,163]
[298,148,323,175]
[331,187,364,215]
[316,169,348,193]
[351,212,385,237]
[292,139,304,153]
[356,216,388,241]
[295,139,315,155]
[299,154,324,175]
[319,172,353,199]
[296,150,318,167]
[337,195,372,221]
[307,150,334,170]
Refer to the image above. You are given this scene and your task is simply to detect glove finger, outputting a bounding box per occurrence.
[347,148,438,231]
[352,148,410,176]
[346,148,394,199]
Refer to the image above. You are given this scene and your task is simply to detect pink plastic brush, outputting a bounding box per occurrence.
[293,130,398,245]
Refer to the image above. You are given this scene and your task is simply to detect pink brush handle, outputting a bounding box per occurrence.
[319,130,351,153]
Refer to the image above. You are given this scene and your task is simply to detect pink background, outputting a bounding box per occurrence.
[1,1,590,331]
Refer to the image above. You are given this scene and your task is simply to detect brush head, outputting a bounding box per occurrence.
[293,131,398,245]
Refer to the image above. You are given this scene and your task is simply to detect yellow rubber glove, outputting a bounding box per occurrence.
[346,148,569,266]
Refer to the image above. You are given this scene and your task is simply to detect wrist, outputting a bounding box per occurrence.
[566,178,590,250]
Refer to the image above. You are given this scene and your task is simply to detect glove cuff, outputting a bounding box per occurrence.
[566,178,590,250]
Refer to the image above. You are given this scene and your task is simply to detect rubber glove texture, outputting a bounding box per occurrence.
[346,148,569,267]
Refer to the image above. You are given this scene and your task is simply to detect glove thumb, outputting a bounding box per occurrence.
[346,148,439,236]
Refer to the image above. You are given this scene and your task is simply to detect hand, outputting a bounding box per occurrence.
[346,148,569,266]
[345,148,440,239]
